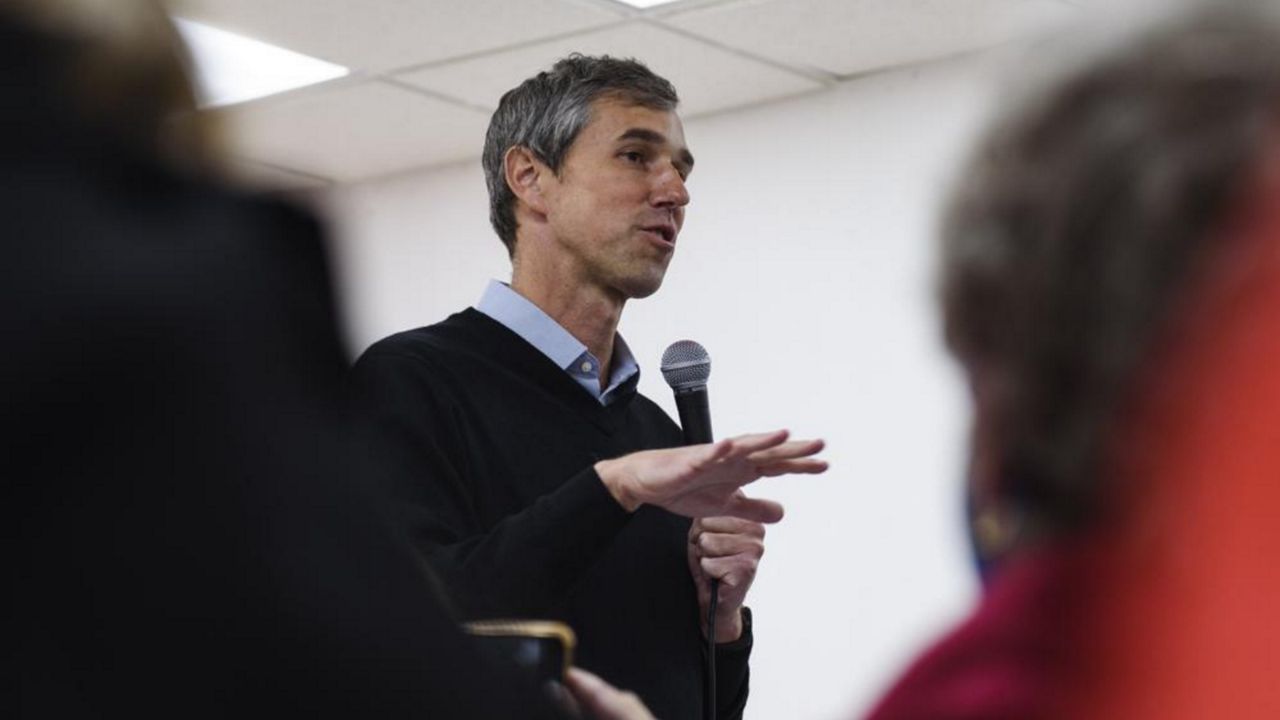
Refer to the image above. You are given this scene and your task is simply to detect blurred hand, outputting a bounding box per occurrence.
[563,668,654,720]
[688,516,765,641]
[595,430,826,522]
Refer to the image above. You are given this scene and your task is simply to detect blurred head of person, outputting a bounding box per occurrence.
[1,0,214,173]
[938,0,1280,570]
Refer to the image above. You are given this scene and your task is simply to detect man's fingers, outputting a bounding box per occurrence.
[699,555,758,586]
[756,458,829,477]
[695,531,765,558]
[689,438,734,471]
[745,438,825,464]
[694,516,766,536]
[721,493,784,524]
[705,438,734,462]
[720,429,790,458]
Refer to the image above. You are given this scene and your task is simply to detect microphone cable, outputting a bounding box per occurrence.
[707,577,719,720]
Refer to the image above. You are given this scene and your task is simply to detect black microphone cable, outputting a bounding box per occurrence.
[706,577,720,720]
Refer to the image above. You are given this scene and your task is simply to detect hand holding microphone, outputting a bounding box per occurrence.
[590,340,824,720]
[687,515,765,641]
[660,340,766,646]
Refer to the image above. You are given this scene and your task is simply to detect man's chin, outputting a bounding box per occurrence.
[618,272,666,300]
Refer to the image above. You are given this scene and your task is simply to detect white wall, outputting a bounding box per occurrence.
[319,50,1007,719]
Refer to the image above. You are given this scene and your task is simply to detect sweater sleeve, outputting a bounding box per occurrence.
[711,606,753,720]
[348,348,632,618]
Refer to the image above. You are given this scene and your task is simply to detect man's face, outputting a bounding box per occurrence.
[540,96,693,299]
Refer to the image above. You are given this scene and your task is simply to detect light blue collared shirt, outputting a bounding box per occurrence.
[474,280,640,406]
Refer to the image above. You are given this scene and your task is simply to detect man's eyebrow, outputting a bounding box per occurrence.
[617,127,695,170]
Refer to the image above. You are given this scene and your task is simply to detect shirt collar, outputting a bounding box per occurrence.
[605,334,640,402]
[474,280,640,403]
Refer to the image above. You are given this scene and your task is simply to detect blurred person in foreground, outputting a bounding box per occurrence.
[349,53,827,720]
[866,1,1280,717]
[2,0,599,715]
[560,1,1280,717]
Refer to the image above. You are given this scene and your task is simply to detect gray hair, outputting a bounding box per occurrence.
[481,54,679,256]
[940,0,1280,533]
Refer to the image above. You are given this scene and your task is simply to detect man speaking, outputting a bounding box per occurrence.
[350,55,825,720]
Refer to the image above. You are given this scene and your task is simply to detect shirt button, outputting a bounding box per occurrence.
[580,361,594,373]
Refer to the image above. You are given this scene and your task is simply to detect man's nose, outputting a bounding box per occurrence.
[651,165,690,208]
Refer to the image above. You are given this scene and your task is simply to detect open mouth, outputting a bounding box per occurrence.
[641,225,676,245]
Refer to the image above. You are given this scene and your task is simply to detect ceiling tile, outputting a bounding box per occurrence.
[396,21,824,117]
[663,0,1078,77]
[222,157,333,191]
[217,81,490,181]
[173,0,625,72]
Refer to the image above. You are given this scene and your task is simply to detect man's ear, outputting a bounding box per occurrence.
[505,146,550,216]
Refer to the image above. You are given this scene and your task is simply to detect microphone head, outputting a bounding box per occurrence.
[660,340,711,391]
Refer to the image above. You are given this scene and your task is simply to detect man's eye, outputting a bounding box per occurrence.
[621,151,645,164]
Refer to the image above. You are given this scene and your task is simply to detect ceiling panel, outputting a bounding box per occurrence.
[663,0,1077,78]
[218,81,490,181]
[172,0,625,72]
[178,0,1086,182]
[223,157,332,191]
[396,21,825,118]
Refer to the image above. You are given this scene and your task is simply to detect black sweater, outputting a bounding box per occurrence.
[6,149,562,716]
[350,308,750,720]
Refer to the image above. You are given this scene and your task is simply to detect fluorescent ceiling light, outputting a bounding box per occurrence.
[614,0,683,8]
[173,17,348,108]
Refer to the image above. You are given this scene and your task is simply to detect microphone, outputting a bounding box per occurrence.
[660,340,713,445]
[660,340,719,720]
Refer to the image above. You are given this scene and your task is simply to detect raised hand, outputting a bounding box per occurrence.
[594,430,826,521]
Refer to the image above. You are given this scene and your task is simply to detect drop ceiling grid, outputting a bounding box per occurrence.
[395,21,825,119]
[660,0,1080,78]
[174,0,627,72]
[187,0,1079,184]
[221,81,491,182]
